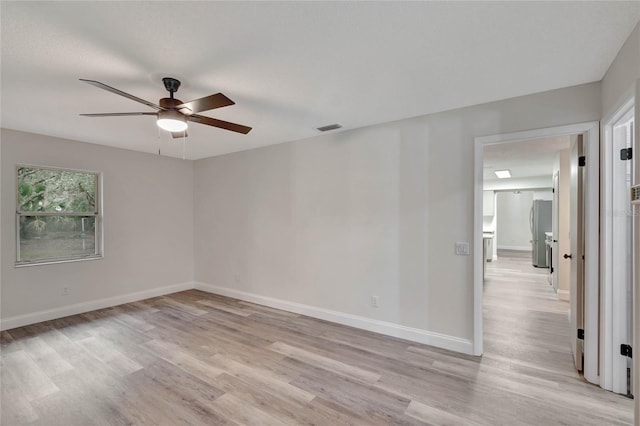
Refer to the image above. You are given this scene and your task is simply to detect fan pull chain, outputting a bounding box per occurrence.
[182,133,186,160]
[157,126,162,156]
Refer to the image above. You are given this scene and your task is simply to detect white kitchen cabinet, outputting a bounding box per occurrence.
[483,190,495,216]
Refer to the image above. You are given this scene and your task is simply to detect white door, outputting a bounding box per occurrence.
[552,171,560,292]
[569,134,585,372]
[612,107,635,395]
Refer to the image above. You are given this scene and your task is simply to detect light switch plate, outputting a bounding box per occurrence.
[455,242,470,256]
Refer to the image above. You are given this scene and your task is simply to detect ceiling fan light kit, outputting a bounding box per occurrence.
[157,109,188,132]
[79,77,252,137]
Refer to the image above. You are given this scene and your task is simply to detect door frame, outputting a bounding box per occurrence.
[473,121,600,385]
[552,170,560,293]
[601,96,635,394]
[635,78,640,426]
[570,134,586,373]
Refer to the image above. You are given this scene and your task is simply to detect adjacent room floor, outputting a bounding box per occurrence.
[1,251,633,425]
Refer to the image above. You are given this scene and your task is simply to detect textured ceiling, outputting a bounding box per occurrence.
[2,1,639,160]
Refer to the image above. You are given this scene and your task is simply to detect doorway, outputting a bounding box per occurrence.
[602,99,635,396]
[474,122,600,385]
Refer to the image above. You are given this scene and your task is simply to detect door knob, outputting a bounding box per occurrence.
[563,253,572,259]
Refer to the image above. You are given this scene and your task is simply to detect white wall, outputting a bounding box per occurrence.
[496,191,534,251]
[194,82,601,349]
[1,129,195,325]
[601,22,640,119]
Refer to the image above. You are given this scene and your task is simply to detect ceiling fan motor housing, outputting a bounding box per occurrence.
[159,97,183,109]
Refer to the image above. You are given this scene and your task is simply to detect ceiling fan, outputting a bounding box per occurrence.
[79,77,252,137]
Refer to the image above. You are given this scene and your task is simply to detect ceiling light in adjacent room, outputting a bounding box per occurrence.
[494,169,511,179]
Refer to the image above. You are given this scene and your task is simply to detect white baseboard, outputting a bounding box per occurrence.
[557,289,570,301]
[0,281,195,331]
[194,281,474,355]
[497,245,531,251]
[2,279,475,356]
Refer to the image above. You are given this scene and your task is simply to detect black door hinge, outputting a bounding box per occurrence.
[577,329,584,340]
[550,267,554,273]
[620,148,633,160]
[578,156,586,167]
[621,344,632,358]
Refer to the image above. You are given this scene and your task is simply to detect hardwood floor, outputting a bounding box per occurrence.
[1,251,634,425]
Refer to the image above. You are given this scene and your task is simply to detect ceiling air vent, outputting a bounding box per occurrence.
[316,123,342,132]
[631,185,640,205]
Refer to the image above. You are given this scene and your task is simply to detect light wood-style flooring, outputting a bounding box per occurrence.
[1,251,634,425]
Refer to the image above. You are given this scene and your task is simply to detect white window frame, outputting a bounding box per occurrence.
[15,164,103,267]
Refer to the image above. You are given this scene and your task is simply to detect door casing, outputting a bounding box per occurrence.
[602,96,635,395]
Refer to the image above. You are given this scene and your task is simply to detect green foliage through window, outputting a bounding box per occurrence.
[18,167,96,213]
[16,166,101,264]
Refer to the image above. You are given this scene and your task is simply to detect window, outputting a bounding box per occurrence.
[16,165,102,266]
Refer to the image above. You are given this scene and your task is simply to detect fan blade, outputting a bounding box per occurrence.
[189,114,252,134]
[80,112,158,117]
[79,79,163,111]
[172,131,188,139]
[177,93,234,115]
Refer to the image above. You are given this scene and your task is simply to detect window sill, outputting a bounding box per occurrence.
[15,255,104,268]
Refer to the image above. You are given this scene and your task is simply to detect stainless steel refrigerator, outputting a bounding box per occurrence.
[530,200,552,268]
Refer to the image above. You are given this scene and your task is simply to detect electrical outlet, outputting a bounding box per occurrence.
[62,287,69,296]
[455,242,470,256]
[371,296,379,308]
